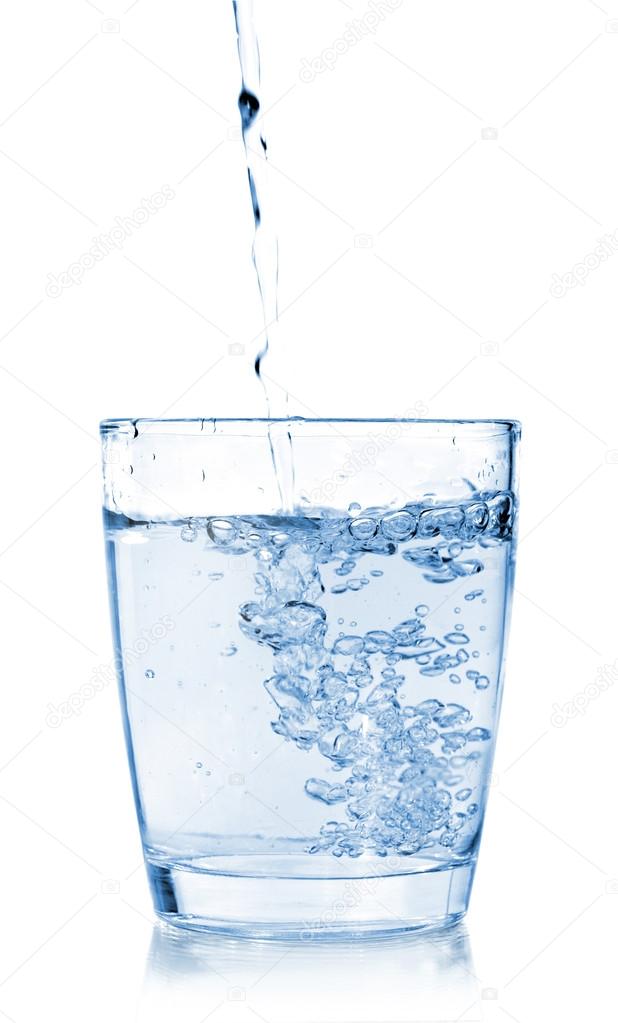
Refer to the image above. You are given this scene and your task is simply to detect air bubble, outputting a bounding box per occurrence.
[444,632,470,645]
[467,726,491,741]
[392,619,424,646]
[441,731,468,752]
[305,778,347,804]
[452,560,483,577]
[348,517,378,541]
[433,704,472,728]
[418,507,464,538]
[415,699,444,717]
[207,518,239,546]
[447,812,466,831]
[333,636,364,657]
[463,501,489,538]
[380,510,416,541]
[364,631,395,652]
[272,532,289,547]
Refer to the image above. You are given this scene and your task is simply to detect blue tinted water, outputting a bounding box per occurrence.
[106,492,515,874]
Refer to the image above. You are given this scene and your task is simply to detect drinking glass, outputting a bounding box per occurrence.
[102,417,520,938]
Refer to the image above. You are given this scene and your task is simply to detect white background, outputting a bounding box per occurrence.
[0,1,616,1020]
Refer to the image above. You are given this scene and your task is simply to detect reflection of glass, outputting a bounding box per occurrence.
[140,921,480,1023]
[103,418,519,936]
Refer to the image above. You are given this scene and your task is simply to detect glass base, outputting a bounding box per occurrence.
[147,856,476,940]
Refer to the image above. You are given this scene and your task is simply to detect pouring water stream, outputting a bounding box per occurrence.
[232,0,295,511]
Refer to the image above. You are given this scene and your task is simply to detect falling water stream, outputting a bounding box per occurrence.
[232,0,295,511]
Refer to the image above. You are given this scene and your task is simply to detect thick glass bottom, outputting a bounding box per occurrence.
[147,854,476,940]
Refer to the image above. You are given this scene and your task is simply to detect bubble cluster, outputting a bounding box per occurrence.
[200,494,513,859]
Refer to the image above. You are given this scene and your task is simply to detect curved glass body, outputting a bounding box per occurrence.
[102,418,520,937]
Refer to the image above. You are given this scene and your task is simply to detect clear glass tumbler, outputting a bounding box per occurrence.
[102,417,520,938]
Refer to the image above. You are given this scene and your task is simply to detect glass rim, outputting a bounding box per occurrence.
[100,416,521,435]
